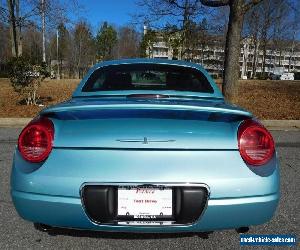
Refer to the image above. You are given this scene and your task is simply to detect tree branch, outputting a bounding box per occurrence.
[200,0,229,7]
[168,0,185,9]
[243,0,263,13]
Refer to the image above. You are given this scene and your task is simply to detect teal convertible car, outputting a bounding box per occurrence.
[11,59,279,234]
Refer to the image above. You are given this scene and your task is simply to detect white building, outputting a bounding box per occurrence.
[145,29,300,79]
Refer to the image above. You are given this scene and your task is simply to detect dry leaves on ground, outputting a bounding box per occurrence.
[0,78,299,119]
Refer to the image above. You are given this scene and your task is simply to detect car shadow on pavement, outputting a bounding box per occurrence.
[43,227,212,240]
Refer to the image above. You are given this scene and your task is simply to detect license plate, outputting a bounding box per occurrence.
[117,187,172,219]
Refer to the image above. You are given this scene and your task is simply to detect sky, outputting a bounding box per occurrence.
[74,0,300,26]
[71,0,138,30]
[66,0,300,38]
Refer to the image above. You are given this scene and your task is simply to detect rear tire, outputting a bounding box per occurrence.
[236,227,249,234]
[197,231,213,239]
[34,223,53,232]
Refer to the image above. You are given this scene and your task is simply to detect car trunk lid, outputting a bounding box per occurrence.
[42,98,252,150]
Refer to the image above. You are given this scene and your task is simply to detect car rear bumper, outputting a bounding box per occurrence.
[11,149,280,232]
[11,189,279,233]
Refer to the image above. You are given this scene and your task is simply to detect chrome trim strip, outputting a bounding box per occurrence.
[116,138,176,144]
[80,182,210,190]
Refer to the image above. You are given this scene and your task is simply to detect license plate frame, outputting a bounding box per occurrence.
[117,186,174,221]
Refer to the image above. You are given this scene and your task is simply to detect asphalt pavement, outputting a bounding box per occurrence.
[0,128,299,249]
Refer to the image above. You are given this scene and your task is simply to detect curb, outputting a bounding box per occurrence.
[0,118,299,130]
[261,120,300,131]
[0,118,31,128]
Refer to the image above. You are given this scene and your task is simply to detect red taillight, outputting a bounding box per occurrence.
[18,117,54,163]
[238,119,275,166]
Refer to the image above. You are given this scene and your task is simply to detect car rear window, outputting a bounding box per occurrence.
[82,63,214,93]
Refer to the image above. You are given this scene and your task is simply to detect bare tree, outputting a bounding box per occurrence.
[259,0,273,75]
[287,2,300,73]
[244,6,261,78]
[15,0,22,56]
[243,0,297,76]
[137,0,205,59]
[72,21,95,78]
[192,18,210,63]
[6,0,18,57]
[0,21,11,65]
[116,26,140,59]
[4,0,41,58]
[200,0,263,101]
[270,0,292,68]
[22,24,43,64]
[40,0,46,62]
[3,0,67,62]
[36,0,70,63]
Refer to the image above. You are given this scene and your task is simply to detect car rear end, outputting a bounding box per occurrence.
[11,59,279,233]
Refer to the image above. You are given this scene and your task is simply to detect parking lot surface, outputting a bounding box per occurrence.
[0,128,299,249]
